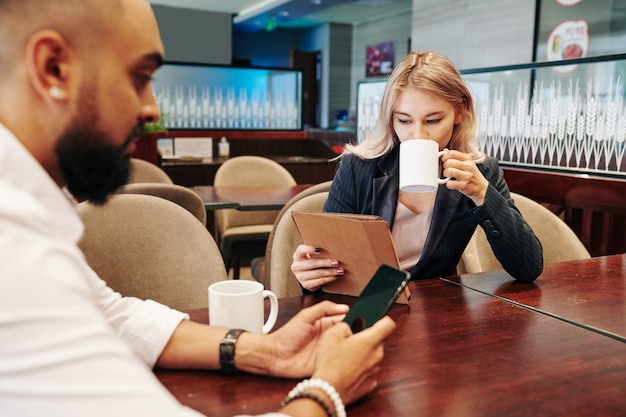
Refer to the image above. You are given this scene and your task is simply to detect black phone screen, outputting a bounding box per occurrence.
[342,264,410,333]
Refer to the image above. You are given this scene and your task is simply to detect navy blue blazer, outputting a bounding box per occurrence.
[324,145,543,282]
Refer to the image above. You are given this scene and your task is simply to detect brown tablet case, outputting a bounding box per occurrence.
[291,211,410,304]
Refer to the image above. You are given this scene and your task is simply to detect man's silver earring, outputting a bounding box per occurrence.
[49,86,65,100]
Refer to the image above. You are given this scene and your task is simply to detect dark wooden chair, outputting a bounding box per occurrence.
[502,167,626,257]
[565,187,626,257]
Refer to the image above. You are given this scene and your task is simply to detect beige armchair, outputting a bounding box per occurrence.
[457,192,591,274]
[251,180,332,289]
[127,158,173,184]
[269,192,329,298]
[78,194,226,310]
[116,182,207,226]
[214,156,296,279]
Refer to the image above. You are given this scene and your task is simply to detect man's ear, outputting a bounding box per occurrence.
[25,30,75,103]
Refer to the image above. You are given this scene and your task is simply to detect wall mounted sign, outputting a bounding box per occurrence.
[366,41,395,78]
[546,19,589,73]
[536,0,624,63]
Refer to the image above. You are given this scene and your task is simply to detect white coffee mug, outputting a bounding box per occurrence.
[208,280,278,334]
[399,139,450,193]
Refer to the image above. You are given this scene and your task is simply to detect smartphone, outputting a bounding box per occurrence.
[342,264,410,333]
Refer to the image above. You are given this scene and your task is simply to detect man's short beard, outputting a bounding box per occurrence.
[54,78,142,205]
[55,125,135,205]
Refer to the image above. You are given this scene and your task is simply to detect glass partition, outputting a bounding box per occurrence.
[464,54,626,177]
[152,62,302,130]
[355,54,626,177]
[356,78,387,143]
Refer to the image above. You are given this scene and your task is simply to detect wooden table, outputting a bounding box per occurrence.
[191,184,312,238]
[156,255,626,416]
[191,184,312,211]
[444,254,626,341]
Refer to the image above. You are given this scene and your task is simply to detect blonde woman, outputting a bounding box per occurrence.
[292,51,543,290]
[0,1,396,416]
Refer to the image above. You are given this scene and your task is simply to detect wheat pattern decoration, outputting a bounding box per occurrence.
[478,77,626,175]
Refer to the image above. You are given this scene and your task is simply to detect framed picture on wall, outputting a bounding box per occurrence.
[366,41,395,78]
[535,0,624,63]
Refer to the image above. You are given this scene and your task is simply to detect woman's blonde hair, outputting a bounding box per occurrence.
[345,51,483,161]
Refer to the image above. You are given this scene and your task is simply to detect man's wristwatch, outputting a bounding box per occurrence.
[219,329,246,375]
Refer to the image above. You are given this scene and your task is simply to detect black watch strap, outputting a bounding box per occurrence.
[219,329,246,375]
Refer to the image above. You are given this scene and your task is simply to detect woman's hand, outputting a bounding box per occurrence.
[291,244,344,292]
[441,149,489,206]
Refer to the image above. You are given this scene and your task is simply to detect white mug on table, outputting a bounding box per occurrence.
[399,139,450,193]
[208,280,278,333]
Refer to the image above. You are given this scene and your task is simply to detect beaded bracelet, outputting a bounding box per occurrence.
[279,392,335,417]
[281,378,346,417]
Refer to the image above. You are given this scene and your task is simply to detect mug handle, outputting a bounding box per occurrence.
[262,290,279,334]
[437,151,451,185]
